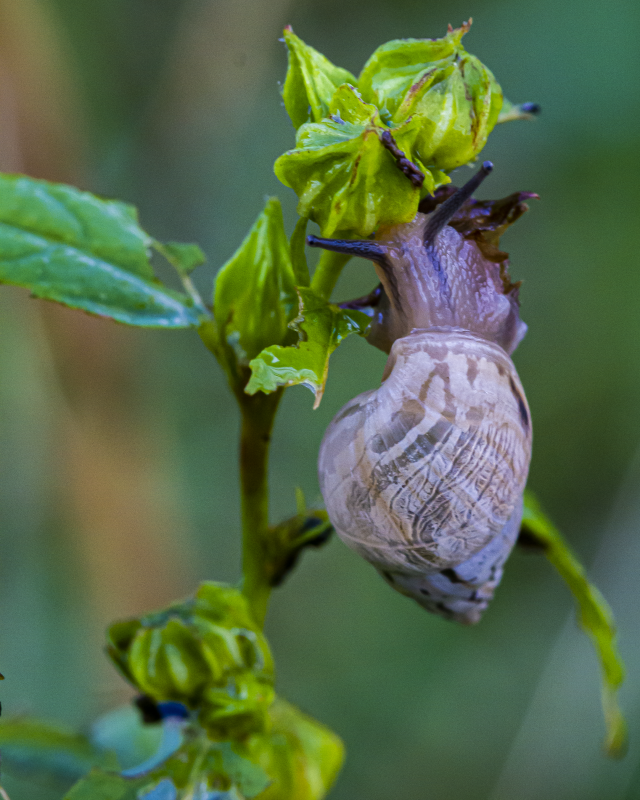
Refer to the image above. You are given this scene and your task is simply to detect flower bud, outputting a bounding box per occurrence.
[359,22,503,171]
[107,583,275,738]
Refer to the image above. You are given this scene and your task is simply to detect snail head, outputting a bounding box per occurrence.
[308,162,537,356]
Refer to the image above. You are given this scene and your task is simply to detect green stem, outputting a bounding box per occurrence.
[237,389,282,627]
[310,250,350,301]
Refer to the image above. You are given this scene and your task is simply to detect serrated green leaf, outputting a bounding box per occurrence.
[156,242,207,276]
[213,198,298,380]
[281,27,356,130]
[0,173,201,327]
[245,287,370,408]
[521,490,627,757]
[358,23,503,171]
[275,84,442,238]
[0,717,117,787]
[248,699,344,800]
[64,768,145,800]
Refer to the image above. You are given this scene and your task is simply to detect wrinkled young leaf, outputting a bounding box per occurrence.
[520,490,627,757]
[0,717,117,787]
[246,287,370,408]
[282,27,356,130]
[247,699,344,800]
[275,85,443,238]
[0,174,202,327]
[213,198,298,376]
[358,23,503,171]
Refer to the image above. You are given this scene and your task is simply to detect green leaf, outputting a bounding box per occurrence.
[155,242,206,276]
[0,174,202,327]
[0,717,117,786]
[245,287,370,408]
[217,742,271,798]
[63,769,144,800]
[247,699,344,800]
[213,198,298,379]
[358,22,503,171]
[275,85,441,238]
[67,730,270,800]
[281,27,356,130]
[521,490,627,757]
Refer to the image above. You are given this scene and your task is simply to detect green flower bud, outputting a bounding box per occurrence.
[358,22,503,172]
[106,583,275,738]
[281,26,356,130]
[275,84,447,238]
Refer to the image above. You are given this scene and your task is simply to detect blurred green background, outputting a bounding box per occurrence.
[0,0,639,798]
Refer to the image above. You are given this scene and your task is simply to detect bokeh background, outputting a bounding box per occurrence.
[0,1,639,798]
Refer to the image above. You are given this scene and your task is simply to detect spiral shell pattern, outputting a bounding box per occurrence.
[318,329,532,622]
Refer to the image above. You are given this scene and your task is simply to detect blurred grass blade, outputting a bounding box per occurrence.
[0,174,202,327]
[521,490,627,757]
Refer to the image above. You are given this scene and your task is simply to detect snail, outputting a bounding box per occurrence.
[309,162,534,623]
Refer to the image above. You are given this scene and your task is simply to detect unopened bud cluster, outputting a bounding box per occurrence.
[107,582,275,738]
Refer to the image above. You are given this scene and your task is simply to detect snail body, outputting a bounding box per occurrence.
[310,163,534,623]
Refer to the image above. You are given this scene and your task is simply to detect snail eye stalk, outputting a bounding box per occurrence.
[423,161,494,244]
[306,235,389,267]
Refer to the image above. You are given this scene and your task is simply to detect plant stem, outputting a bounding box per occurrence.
[310,250,350,301]
[237,389,282,627]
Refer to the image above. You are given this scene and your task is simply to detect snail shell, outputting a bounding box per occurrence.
[318,329,531,623]
[311,163,534,623]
